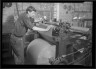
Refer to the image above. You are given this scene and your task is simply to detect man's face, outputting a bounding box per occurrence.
[28,11,36,17]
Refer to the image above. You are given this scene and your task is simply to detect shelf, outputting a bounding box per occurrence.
[74,11,92,13]
[73,18,92,21]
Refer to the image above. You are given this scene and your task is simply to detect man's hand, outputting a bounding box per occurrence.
[49,25,54,27]
[48,25,56,29]
[46,25,56,31]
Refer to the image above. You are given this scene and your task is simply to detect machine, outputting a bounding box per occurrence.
[25,22,92,65]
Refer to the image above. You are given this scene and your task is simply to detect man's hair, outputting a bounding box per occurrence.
[26,6,36,14]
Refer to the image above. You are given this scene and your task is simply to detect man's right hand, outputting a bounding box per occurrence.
[46,25,56,31]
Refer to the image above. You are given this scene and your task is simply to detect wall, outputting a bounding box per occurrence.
[72,2,92,28]
[3,2,92,27]
[58,2,92,27]
[3,3,54,24]
[3,3,16,33]
[3,3,16,24]
[59,3,74,23]
[17,3,54,21]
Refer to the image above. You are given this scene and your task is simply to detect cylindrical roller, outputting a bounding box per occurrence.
[25,38,56,65]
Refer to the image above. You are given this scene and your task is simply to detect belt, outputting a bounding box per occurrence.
[12,34,23,38]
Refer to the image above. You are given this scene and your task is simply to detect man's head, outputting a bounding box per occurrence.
[26,6,36,17]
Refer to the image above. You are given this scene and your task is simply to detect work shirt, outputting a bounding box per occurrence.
[13,12,34,37]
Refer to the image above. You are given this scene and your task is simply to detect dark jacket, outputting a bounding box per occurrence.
[13,12,34,37]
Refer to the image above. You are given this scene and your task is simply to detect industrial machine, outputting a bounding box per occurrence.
[2,19,92,65]
[25,22,92,65]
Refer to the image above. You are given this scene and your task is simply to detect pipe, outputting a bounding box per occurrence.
[15,3,19,16]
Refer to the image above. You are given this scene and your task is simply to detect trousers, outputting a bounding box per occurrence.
[10,34,25,64]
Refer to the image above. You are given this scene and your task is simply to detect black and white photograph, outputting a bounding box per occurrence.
[2,2,92,66]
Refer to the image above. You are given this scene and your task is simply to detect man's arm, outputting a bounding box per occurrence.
[24,17,54,31]
[24,18,34,30]
[25,19,51,31]
[32,25,51,31]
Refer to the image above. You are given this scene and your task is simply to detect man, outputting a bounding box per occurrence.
[11,6,53,64]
